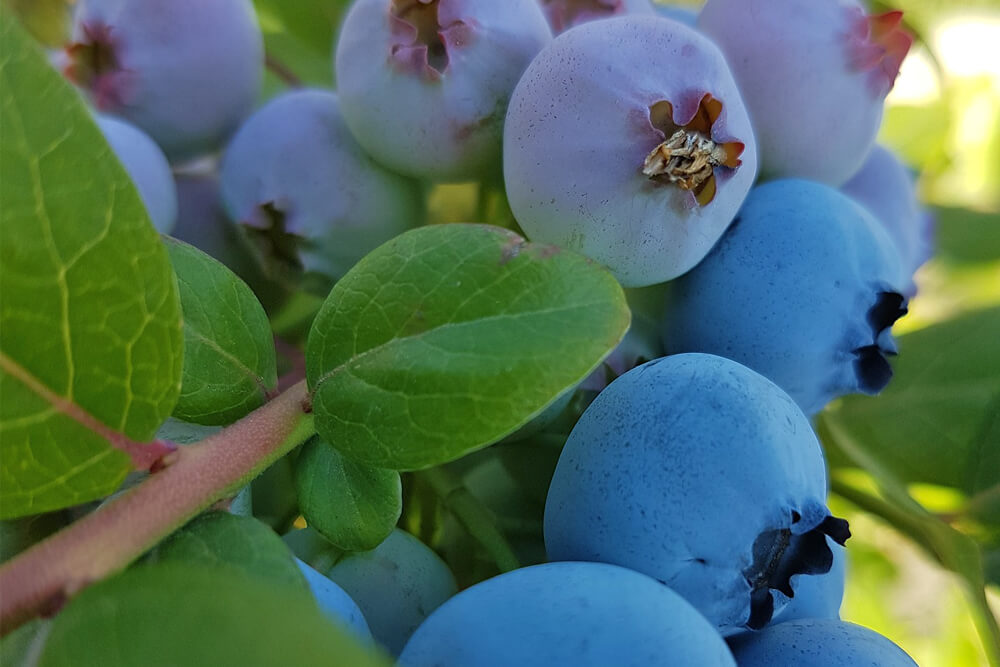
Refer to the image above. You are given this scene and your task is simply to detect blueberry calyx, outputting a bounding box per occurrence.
[743,513,851,631]
[854,291,907,394]
[242,202,304,273]
[390,0,465,76]
[65,22,128,109]
[643,93,744,206]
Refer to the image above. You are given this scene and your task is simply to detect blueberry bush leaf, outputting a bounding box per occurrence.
[166,238,278,425]
[150,511,306,590]
[0,13,182,519]
[295,437,402,551]
[252,0,348,90]
[37,564,390,667]
[306,223,630,470]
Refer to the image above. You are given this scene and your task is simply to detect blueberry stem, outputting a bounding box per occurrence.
[0,381,315,636]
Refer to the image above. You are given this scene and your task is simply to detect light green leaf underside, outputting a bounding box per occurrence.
[151,511,306,590]
[39,564,390,667]
[0,14,182,519]
[296,438,401,552]
[166,239,277,425]
[306,224,629,470]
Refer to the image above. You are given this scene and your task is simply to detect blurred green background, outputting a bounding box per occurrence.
[4,0,998,664]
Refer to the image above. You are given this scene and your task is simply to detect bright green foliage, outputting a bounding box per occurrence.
[166,239,277,425]
[306,224,630,470]
[296,438,401,551]
[0,13,182,519]
[151,511,306,590]
[38,564,390,667]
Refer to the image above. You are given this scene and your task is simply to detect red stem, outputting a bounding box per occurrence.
[0,381,314,635]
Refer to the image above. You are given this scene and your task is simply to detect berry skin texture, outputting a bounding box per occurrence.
[841,144,934,297]
[398,561,737,667]
[334,0,552,182]
[96,115,177,234]
[661,179,908,416]
[698,0,912,186]
[544,354,850,635]
[504,16,758,287]
[294,558,372,643]
[66,0,263,161]
[325,529,458,656]
[538,0,654,34]
[219,89,424,282]
[729,618,918,666]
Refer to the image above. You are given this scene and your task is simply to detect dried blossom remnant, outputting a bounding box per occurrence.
[845,9,913,96]
[64,22,129,109]
[643,93,744,206]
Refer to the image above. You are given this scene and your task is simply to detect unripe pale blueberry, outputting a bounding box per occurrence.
[334,0,552,182]
[698,0,912,185]
[399,561,736,666]
[295,558,372,643]
[545,354,851,635]
[841,144,934,297]
[729,618,918,666]
[326,529,457,656]
[538,0,654,34]
[661,180,908,415]
[65,0,263,161]
[504,16,757,287]
[96,115,177,234]
[219,89,423,282]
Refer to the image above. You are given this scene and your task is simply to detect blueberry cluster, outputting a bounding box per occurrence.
[60,0,929,664]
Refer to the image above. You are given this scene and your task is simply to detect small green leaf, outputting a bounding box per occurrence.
[166,238,277,425]
[306,224,629,469]
[0,512,67,563]
[822,306,1000,498]
[0,13,183,518]
[296,438,401,551]
[152,511,305,590]
[38,564,390,667]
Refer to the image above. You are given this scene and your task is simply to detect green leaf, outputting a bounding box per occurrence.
[151,511,305,590]
[166,238,277,425]
[0,512,66,563]
[0,13,183,519]
[253,0,348,92]
[38,564,390,667]
[821,306,1000,499]
[295,438,401,551]
[306,224,629,469]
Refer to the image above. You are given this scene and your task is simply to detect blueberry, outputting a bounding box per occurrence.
[334,0,552,182]
[661,179,908,415]
[294,558,372,643]
[729,618,918,666]
[698,0,912,185]
[65,0,263,161]
[653,4,697,26]
[219,89,423,283]
[544,354,850,635]
[504,15,757,287]
[96,115,177,234]
[398,561,736,666]
[325,529,457,656]
[538,0,654,34]
[842,144,934,297]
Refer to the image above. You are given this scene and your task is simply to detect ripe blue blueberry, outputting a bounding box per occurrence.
[325,529,458,656]
[399,561,736,666]
[841,144,934,297]
[729,618,918,666]
[544,354,850,635]
[65,0,263,161]
[334,0,551,181]
[698,0,912,185]
[295,558,372,643]
[538,0,654,34]
[504,15,757,287]
[661,179,908,415]
[96,115,177,234]
[219,89,423,283]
